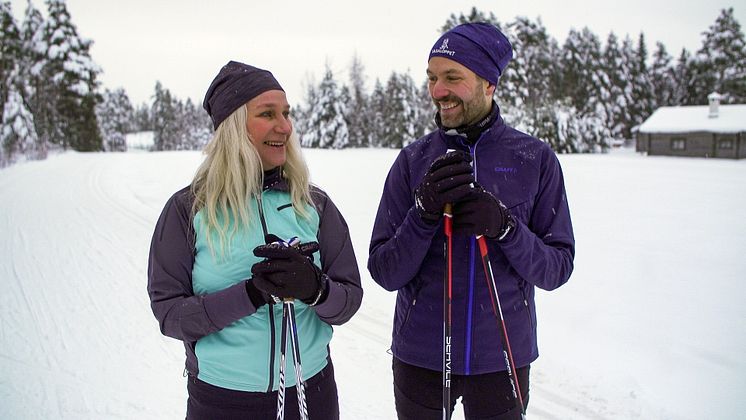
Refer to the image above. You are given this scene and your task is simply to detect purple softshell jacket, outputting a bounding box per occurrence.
[368,112,575,375]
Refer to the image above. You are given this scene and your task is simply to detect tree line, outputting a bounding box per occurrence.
[2,2,744,168]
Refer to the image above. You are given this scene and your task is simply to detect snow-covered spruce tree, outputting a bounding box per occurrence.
[132,102,152,132]
[379,71,428,148]
[367,78,387,148]
[0,1,21,120]
[40,0,102,151]
[181,98,211,150]
[18,0,48,158]
[1,79,38,167]
[345,53,371,147]
[499,16,563,147]
[301,64,349,149]
[628,33,654,133]
[294,76,317,147]
[650,42,676,108]
[96,88,132,152]
[440,6,500,32]
[0,2,22,165]
[555,101,608,153]
[672,48,698,105]
[560,28,611,151]
[695,7,746,103]
[417,79,436,135]
[599,32,630,141]
[151,81,181,151]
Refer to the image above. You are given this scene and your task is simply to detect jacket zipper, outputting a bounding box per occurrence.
[256,193,277,393]
[463,138,482,373]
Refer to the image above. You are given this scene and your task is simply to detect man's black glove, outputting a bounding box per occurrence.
[251,240,324,304]
[452,186,515,240]
[414,151,474,223]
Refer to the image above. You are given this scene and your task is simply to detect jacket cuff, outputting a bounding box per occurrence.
[312,278,346,319]
[203,281,254,330]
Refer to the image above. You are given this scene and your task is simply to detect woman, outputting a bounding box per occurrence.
[147,60,362,420]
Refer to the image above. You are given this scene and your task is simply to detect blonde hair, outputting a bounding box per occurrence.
[191,104,313,256]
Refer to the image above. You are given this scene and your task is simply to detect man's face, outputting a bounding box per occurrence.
[426,57,495,128]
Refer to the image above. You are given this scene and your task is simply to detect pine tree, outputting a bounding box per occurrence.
[672,48,698,105]
[440,7,500,32]
[96,88,132,152]
[628,33,654,133]
[555,102,608,153]
[345,53,370,147]
[650,42,676,107]
[301,64,349,149]
[368,78,387,147]
[40,0,102,151]
[2,67,38,167]
[417,79,436,135]
[294,76,317,146]
[151,81,180,151]
[132,102,152,132]
[379,71,427,148]
[181,98,211,150]
[18,0,49,158]
[499,17,561,144]
[560,28,611,151]
[695,8,746,103]
[0,1,21,120]
[599,32,629,140]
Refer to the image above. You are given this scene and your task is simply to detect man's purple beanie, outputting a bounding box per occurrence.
[202,61,284,130]
[428,22,513,85]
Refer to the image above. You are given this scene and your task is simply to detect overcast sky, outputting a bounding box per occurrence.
[8,0,745,107]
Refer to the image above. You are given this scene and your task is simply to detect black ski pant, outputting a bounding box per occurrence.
[186,361,338,420]
[393,356,529,420]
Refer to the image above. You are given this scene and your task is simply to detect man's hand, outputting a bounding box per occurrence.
[414,151,474,223]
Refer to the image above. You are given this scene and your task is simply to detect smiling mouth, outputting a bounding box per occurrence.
[439,101,459,111]
[264,141,285,147]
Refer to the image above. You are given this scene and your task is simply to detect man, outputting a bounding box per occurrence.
[368,22,575,419]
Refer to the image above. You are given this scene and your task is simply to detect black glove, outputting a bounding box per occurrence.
[414,151,474,223]
[452,186,515,240]
[251,240,323,303]
[245,279,273,309]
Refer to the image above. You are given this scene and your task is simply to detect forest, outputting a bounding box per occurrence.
[1,2,745,167]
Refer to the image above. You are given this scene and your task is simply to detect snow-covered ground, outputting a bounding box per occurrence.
[1,146,744,419]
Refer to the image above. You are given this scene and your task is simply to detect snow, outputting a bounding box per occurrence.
[125,131,154,150]
[638,104,746,133]
[1,147,745,419]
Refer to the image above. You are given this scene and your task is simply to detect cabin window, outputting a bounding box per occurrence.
[718,139,734,150]
[671,138,686,150]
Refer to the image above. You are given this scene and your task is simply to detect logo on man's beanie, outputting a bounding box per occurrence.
[431,38,455,56]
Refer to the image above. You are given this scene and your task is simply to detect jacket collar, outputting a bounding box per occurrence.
[436,100,501,144]
[262,167,287,191]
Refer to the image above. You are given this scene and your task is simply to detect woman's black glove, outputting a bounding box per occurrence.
[452,186,515,240]
[251,240,324,303]
[244,279,273,309]
[414,151,474,223]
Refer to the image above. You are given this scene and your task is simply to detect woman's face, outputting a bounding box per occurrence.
[245,90,292,170]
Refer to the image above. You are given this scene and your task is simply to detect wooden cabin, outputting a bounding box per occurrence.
[636,93,746,159]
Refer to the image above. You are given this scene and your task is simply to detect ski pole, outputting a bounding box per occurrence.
[275,298,309,420]
[286,299,309,420]
[442,203,453,420]
[476,236,526,419]
[276,299,289,420]
[270,236,309,420]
